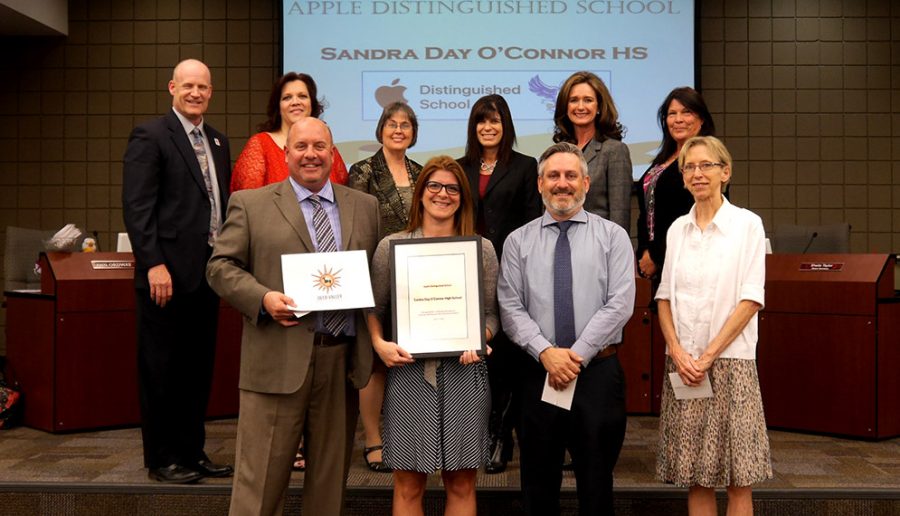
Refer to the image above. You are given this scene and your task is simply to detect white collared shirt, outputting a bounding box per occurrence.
[655,198,766,360]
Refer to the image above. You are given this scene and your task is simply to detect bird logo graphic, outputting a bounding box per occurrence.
[528,75,562,112]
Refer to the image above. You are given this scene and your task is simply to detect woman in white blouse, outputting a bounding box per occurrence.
[654,136,772,516]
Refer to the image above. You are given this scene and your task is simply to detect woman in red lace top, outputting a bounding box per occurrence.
[230,72,348,191]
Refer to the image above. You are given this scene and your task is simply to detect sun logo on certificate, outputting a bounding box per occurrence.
[312,266,342,293]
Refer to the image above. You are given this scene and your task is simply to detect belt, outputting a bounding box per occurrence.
[595,344,618,359]
[313,333,353,347]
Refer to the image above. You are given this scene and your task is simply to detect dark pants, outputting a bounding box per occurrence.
[135,280,219,468]
[486,331,525,456]
[518,353,627,516]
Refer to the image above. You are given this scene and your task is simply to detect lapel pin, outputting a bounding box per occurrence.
[214,138,221,146]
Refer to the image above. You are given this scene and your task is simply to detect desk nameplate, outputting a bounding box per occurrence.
[90,260,135,270]
[799,262,844,272]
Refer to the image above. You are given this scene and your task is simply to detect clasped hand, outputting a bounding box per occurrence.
[540,347,583,390]
[671,347,713,387]
[638,250,657,279]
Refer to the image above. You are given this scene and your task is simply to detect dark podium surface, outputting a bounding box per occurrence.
[4,251,240,433]
[620,275,653,413]
[757,253,899,439]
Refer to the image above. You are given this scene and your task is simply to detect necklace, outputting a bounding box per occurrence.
[480,159,497,175]
[387,155,413,216]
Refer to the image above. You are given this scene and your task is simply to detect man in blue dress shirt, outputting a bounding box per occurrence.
[498,142,635,516]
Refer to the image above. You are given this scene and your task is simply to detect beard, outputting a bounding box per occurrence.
[543,187,586,217]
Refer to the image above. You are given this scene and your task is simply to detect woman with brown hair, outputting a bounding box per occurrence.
[367,156,498,516]
[552,71,632,233]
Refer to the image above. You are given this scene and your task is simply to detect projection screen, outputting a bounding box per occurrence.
[283,0,696,179]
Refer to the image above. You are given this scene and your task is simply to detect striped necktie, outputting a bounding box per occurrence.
[309,194,347,335]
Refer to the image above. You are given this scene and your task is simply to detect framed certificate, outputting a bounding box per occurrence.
[390,236,485,358]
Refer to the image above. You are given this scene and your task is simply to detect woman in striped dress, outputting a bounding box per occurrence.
[367,156,499,516]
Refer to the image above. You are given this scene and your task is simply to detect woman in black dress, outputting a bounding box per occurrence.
[458,94,541,473]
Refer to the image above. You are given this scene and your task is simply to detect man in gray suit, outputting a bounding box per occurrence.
[207,117,380,515]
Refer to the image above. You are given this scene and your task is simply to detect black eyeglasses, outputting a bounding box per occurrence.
[424,181,461,196]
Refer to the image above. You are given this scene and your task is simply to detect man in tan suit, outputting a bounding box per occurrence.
[207,118,380,515]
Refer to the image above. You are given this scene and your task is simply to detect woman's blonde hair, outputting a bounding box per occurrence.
[678,136,733,192]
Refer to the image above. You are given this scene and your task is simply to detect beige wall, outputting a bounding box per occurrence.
[1,0,899,352]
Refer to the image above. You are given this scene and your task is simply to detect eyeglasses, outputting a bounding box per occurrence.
[385,122,412,131]
[424,181,461,196]
[682,162,724,174]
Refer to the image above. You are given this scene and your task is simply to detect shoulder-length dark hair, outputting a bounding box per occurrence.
[552,71,624,144]
[257,72,324,133]
[651,86,716,167]
[461,94,517,166]
[406,156,476,236]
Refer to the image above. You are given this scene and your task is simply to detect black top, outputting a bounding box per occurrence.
[458,150,542,259]
[635,160,694,275]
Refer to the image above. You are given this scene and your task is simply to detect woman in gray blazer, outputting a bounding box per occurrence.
[552,71,632,234]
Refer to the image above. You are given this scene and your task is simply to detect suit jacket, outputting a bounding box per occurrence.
[123,109,231,292]
[460,150,542,258]
[206,180,381,394]
[581,137,632,234]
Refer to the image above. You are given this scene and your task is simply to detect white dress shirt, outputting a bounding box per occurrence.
[655,198,766,360]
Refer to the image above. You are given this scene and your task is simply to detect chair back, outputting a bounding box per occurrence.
[3,226,54,291]
[773,223,851,254]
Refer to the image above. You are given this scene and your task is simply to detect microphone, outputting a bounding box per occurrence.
[801,231,818,254]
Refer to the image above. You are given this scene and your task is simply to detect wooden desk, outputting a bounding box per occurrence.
[757,253,899,439]
[4,251,240,432]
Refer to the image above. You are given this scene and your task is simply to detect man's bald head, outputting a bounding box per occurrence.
[285,118,334,192]
[168,59,212,124]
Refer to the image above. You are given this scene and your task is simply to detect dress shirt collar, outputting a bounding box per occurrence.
[540,208,588,229]
[288,176,335,205]
[687,197,736,236]
[172,107,204,136]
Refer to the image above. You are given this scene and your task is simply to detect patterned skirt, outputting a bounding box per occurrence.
[656,357,773,488]
[382,357,490,473]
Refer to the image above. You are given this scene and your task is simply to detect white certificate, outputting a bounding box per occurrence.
[391,237,485,358]
[281,250,374,314]
[668,372,714,400]
[542,375,576,411]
